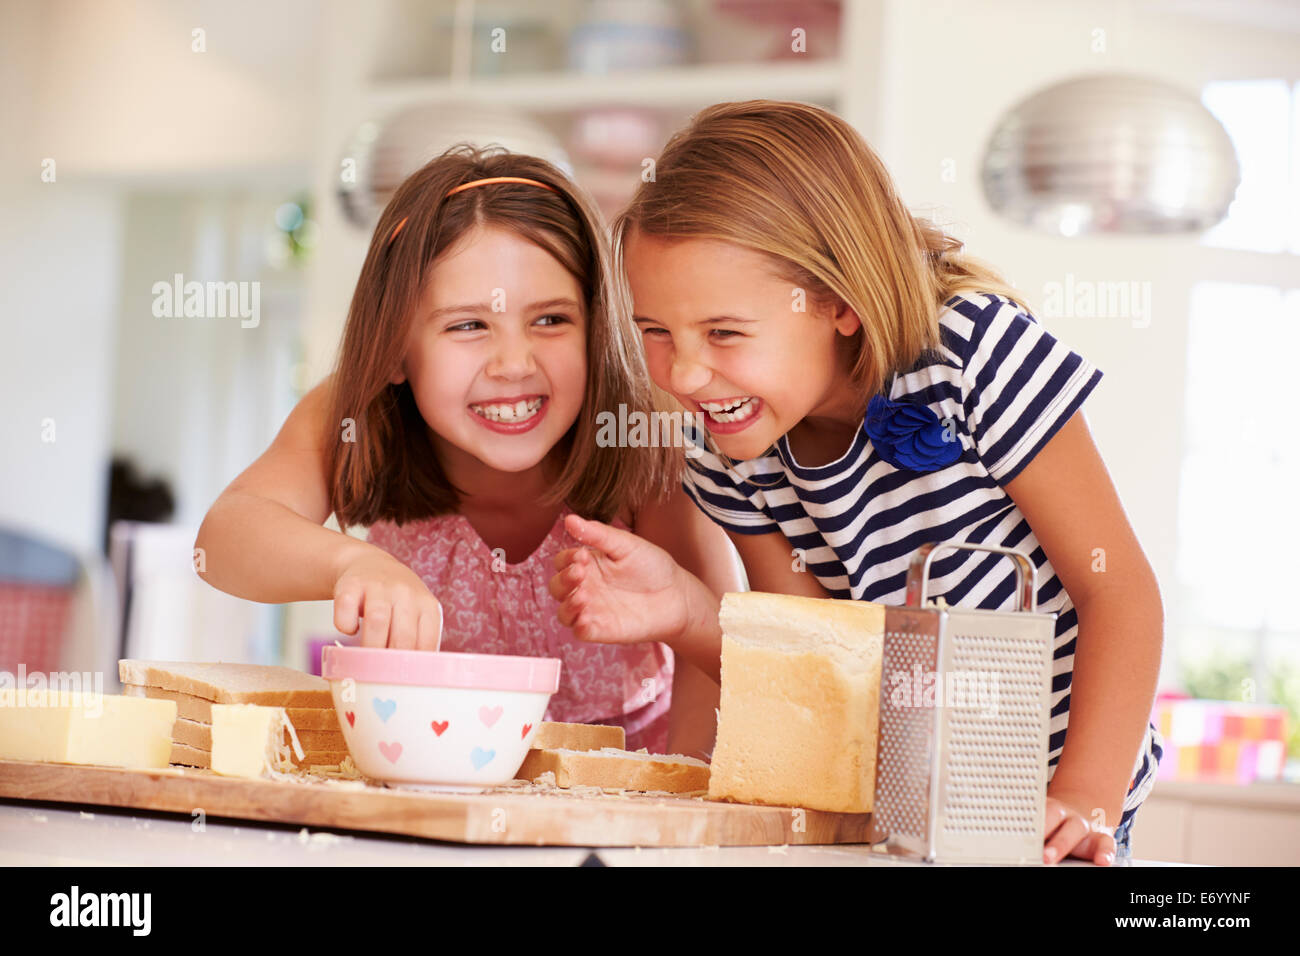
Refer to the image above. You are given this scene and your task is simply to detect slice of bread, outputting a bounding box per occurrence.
[170,714,344,752]
[118,660,332,708]
[707,591,884,814]
[170,740,352,771]
[530,721,625,752]
[515,747,710,793]
[122,683,340,730]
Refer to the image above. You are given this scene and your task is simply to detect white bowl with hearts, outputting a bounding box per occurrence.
[321,646,561,789]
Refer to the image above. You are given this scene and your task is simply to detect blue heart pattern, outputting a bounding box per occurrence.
[470,747,496,770]
[372,697,396,722]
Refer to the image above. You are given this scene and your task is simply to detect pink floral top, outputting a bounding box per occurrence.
[366,504,674,753]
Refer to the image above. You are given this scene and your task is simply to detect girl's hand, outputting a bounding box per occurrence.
[333,549,443,651]
[1043,786,1119,866]
[549,514,692,646]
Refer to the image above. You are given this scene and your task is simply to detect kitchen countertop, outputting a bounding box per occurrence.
[0,802,1195,866]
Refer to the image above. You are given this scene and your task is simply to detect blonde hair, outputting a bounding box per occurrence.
[325,146,681,530]
[612,100,1031,411]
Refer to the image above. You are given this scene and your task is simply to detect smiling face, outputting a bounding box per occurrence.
[396,224,587,484]
[624,229,863,461]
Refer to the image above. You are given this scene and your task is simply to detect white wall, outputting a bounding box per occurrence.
[0,0,322,671]
[23,0,320,184]
[0,185,123,557]
[0,1,122,557]
[110,193,304,528]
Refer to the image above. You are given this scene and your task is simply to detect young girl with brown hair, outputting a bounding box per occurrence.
[550,101,1163,863]
[196,147,737,755]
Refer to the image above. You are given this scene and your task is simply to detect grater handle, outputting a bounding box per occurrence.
[904,540,1039,612]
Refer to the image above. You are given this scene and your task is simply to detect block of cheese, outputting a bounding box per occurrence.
[122,683,340,731]
[118,660,332,708]
[211,703,301,778]
[530,721,625,752]
[707,591,884,814]
[0,689,177,769]
[170,714,344,753]
[515,747,710,793]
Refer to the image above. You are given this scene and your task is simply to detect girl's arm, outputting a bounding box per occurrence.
[632,484,745,757]
[1001,409,1163,864]
[194,377,442,649]
[723,526,833,598]
[195,379,351,601]
[631,483,746,675]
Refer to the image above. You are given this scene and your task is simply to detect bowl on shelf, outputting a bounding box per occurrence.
[320,645,560,790]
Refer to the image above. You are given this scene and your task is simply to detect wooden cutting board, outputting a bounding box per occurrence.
[0,759,874,847]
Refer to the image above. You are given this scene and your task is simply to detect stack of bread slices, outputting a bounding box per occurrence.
[118,660,349,771]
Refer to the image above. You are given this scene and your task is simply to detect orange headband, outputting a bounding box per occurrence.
[386,176,561,246]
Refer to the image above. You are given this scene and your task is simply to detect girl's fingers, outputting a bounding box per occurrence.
[430,599,443,651]
[391,599,418,650]
[360,597,391,649]
[558,585,590,629]
[1079,830,1117,866]
[334,586,362,636]
[1044,814,1090,864]
[564,514,638,561]
[556,597,576,629]
[416,608,438,651]
[547,563,587,603]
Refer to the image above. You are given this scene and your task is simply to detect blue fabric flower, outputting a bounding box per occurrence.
[864,393,963,472]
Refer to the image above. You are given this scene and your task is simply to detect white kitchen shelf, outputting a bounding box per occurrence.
[367,58,844,113]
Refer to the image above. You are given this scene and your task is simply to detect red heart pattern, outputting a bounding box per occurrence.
[354,703,540,772]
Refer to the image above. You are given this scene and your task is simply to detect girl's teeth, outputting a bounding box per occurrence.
[703,397,758,423]
[472,398,543,423]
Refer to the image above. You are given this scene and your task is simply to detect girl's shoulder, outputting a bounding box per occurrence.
[923,290,1037,373]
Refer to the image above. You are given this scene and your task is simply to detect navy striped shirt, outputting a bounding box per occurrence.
[682,292,1162,830]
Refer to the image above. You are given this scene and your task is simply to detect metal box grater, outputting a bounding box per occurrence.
[870,540,1057,864]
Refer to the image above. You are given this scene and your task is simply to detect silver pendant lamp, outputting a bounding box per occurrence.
[981,73,1242,236]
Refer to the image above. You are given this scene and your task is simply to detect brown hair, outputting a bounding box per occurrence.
[612,99,1031,405]
[325,146,680,530]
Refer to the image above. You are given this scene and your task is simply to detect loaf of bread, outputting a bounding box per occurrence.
[515,747,710,793]
[118,660,332,708]
[122,683,340,731]
[529,721,625,751]
[707,591,884,814]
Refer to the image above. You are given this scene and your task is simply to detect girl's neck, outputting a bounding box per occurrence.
[436,441,562,516]
[805,360,871,432]
[786,363,871,468]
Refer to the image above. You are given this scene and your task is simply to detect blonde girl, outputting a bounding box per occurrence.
[550,101,1163,863]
